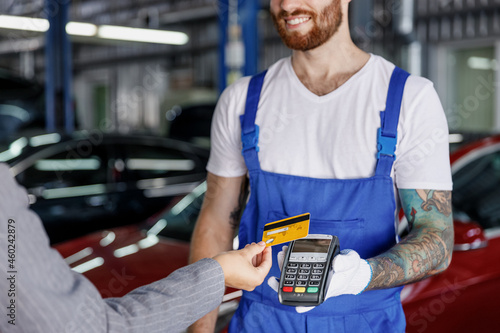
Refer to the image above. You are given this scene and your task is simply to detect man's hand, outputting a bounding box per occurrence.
[269,247,371,313]
[326,249,372,297]
[214,242,272,291]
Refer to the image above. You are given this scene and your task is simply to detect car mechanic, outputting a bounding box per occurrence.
[189,0,453,332]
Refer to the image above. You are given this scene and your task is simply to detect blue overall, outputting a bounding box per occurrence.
[228,67,410,332]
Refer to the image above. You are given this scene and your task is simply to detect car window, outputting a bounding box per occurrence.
[167,104,215,148]
[16,143,109,191]
[453,149,500,229]
[123,144,197,181]
[149,182,206,241]
[0,71,45,141]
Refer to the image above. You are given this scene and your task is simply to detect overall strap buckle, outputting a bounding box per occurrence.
[376,128,397,160]
[242,124,260,153]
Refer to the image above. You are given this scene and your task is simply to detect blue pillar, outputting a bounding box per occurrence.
[45,1,56,132]
[240,0,259,77]
[45,0,74,133]
[61,2,74,133]
[218,0,259,94]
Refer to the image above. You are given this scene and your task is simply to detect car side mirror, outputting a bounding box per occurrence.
[453,220,488,251]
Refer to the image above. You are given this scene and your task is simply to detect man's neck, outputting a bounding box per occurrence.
[291,28,370,96]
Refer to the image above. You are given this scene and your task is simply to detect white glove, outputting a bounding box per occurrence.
[268,248,372,313]
[326,249,372,297]
[266,245,287,293]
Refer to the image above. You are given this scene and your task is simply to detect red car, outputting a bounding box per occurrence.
[54,134,500,332]
[54,182,240,332]
[402,134,500,332]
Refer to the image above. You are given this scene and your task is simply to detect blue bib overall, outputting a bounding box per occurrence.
[229,67,410,332]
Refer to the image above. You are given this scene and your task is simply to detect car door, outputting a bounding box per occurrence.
[14,138,116,244]
[404,141,500,332]
[113,137,207,225]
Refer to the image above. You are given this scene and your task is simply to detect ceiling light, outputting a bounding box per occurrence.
[64,247,93,265]
[448,133,464,144]
[66,21,97,37]
[29,133,61,147]
[467,56,497,71]
[35,158,101,171]
[126,158,195,171]
[71,257,104,273]
[0,15,189,45]
[41,184,106,199]
[98,25,189,45]
[147,219,167,236]
[100,231,116,247]
[0,15,49,32]
[114,244,139,258]
[138,234,159,249]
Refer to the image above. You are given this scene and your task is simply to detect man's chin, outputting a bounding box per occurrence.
[281,36,324,52]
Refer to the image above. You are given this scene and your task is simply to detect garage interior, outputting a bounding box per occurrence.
[0,1,499,333]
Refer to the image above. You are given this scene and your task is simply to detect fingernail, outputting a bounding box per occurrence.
[257,241,265,246]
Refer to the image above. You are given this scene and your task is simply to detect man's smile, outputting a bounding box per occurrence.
[271,0,342,51]
[285,16,311,29]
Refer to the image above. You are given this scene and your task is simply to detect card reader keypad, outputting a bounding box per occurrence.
[282,258,326,294]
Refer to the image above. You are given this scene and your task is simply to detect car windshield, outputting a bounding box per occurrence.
[146,181,206,241]
[0,72,44,143]
[452,148,500,230]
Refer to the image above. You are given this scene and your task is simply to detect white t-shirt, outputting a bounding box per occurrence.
[207,54,453,192]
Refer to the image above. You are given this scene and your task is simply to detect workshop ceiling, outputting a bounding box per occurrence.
[1,0,219,27]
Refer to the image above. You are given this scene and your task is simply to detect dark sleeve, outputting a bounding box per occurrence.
[0,163,224,333]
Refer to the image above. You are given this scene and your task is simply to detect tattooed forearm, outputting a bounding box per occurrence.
[229,177,249,229]
[422,190,452,216]
[368,224,453,288]
[365,189,454,290]
[416,190,452,217]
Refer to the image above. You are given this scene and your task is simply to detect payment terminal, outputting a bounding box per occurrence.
[278,234,340,306]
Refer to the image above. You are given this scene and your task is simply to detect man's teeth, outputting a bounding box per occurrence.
[287,17,309,25]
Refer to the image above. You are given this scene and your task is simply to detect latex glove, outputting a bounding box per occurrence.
[266,245,287,292]
[268,248,372,313]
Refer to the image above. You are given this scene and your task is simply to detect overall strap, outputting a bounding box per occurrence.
[375,66,410,176]
[240,70,267,172]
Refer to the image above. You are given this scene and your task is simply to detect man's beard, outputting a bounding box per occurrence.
[271,0,342,51]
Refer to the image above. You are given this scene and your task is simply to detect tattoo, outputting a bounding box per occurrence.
[366,189,454,290]
[416,190,452,217]
[422,191,452,216]
[408,207,417,230]
[229,177,249,229]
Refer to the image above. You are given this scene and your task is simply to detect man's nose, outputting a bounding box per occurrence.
[277,0,303,14]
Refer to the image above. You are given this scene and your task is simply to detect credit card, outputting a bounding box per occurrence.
[262,213,310,247]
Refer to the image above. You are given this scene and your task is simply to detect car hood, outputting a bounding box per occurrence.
[55,225,190,298]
